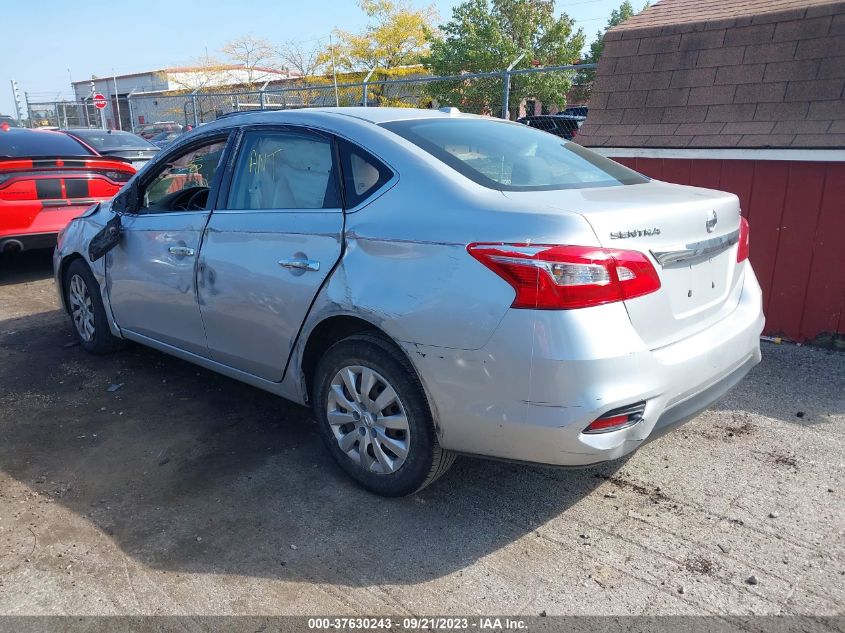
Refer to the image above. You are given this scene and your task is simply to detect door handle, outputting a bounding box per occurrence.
[168,246,195,257]
[278,258,320,272]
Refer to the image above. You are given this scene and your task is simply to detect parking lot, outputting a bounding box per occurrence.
[0,249,842,616]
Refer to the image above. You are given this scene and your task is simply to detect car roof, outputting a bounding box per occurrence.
[212,106,482,129]
[0,127,96,156]
[66,128,131,132]
[322,107,470,124]
[7,127,65,136]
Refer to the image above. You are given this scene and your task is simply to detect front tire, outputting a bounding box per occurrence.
[64,259,122,355]
[313,333,455,496]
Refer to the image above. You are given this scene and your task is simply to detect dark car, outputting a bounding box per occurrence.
[135,121,182,140]
[516,114,585,140]
[0,115,22,129]
[562,106,588,118]
[149,130,183,149]
[61,129,159,169]
[0,128,135,252]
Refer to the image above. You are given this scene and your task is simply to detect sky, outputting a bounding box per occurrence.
[0,0,624,117]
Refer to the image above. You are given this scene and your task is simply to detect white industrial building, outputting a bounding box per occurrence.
[71,65,297,131]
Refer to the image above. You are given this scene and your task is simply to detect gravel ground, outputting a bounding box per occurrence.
[0,249,842,616]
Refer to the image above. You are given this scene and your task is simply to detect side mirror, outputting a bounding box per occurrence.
[112,181,142,214]
[88,214,122,262]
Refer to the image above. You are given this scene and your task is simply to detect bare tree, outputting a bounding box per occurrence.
[275,39,334,107]
[277,38,326,79]
[221,35,280,88]
[167,52,232,92]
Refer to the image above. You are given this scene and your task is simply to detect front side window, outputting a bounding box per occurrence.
[226,130,339,210]
[142,139,227,212]
[381,118,647,191]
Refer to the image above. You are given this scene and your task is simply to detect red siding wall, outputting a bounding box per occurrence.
[615,157,845,343]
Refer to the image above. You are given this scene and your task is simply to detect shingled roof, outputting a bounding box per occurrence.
[576,0,845,149]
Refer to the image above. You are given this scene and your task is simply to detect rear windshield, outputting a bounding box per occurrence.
[381,118,647,191]
[0,130,94,157]
[70,130,155,150]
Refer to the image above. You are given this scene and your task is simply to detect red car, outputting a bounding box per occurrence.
[0,128,136,253]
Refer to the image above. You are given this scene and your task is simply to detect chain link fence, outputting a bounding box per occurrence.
[123,64,594,132]
[24,100,101,129]
[24,65,593,132]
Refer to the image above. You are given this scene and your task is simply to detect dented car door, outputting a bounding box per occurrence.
[196,127,344,381]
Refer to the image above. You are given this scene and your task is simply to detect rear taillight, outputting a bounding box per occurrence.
[101,170,133,183]
[467,243,661,309]
[583,402,646,434]
[737,216,749,263]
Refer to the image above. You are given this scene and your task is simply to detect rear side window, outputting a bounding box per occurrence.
[382,118,646,191]
[226,130,340,210]
[0,130,93,157]
[337,138,393,209]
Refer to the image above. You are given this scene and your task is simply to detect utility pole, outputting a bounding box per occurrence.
[91,81,105,130]
[362,67,376,107]
[112,70,122,130]
[329,30,339,107]
[67,68,76,126]
[9,80,23,122]
[502,52,526,120]
[24,91,33,127]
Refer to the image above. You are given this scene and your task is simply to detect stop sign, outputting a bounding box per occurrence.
[93,93,107,109]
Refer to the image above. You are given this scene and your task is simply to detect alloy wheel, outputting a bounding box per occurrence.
[327,365,410,474]
[68,274,95,342]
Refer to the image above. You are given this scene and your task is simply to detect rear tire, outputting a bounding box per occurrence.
[313,332,455,496]
[64,259,122,355]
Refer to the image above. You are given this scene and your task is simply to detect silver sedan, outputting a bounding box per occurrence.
[54,107,764,496]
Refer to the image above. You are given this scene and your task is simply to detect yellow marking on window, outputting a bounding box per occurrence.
[248,147,285,175]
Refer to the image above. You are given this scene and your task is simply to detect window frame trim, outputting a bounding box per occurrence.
[123,130,235,217]
[334,136,398,214]
[213,123,399,215]
[380,118,648,192]
[216,124,343,214]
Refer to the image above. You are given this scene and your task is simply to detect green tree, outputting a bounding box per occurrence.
[322,0,438,106]
[325,0,436,71]
[580,1,645,86]
[424,0,585,118]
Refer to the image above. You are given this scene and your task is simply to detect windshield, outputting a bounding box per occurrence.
[381,118,647,191]
[71,130,156,150]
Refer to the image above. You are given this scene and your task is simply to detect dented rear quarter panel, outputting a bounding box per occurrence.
[288,150,601,412]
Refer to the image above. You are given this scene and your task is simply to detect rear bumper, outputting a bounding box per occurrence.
[645,351,757,444]
[1,203,100,251]
[406,265,765,466]
[1,232,57,252]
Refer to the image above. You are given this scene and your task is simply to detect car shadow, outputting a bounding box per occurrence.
[0,309,622,587]
[0,248,55,286]
[709,341,844,426]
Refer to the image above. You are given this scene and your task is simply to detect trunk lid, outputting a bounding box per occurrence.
[502,180,745,349]
[0,157,135,205]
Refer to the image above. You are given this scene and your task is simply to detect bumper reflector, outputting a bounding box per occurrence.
[583,401,647,434]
